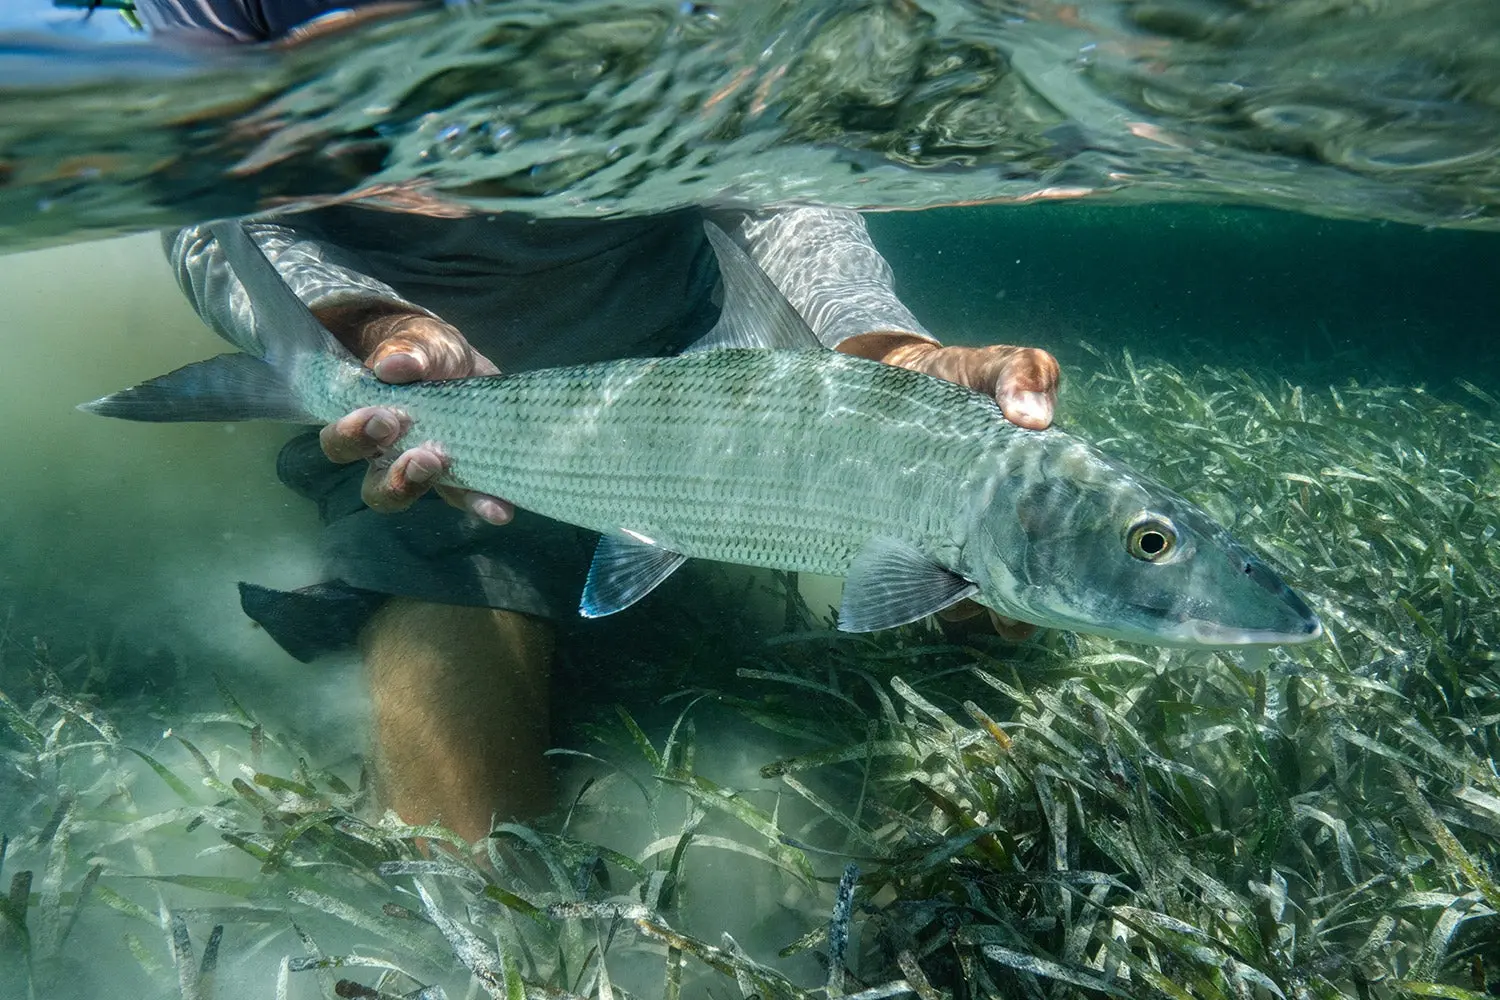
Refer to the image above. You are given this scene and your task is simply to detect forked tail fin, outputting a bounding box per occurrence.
[79,220,343,423]
[79,352,312,422]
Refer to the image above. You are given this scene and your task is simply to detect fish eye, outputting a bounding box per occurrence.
[1125,514,1177,562]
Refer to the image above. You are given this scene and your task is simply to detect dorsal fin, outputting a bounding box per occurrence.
[208,220,347,365]
[684,222,823,353]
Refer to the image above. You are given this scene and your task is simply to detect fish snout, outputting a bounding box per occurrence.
[1240,555,1323,642]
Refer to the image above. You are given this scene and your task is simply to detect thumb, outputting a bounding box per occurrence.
[363,315,491,383]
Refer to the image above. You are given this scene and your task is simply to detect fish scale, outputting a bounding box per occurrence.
[314,347,1016,578]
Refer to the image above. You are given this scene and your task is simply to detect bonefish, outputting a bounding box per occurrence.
[84,220,1321,645]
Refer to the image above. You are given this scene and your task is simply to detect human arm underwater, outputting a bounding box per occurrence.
[141,0,513,519]
[167,207,1060,523]
[144,0,1058,512]
[722,209,1059,430]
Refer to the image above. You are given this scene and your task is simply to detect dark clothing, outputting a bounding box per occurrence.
[241,432,599,660]
[275,207,722,372]
[137,0,386,43]
[207,208,722,658]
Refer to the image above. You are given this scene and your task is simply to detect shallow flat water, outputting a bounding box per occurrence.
[3,204,1497,999]
[1,2,1498,999]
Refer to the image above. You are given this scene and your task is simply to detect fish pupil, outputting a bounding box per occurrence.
[1125,514,1177,562]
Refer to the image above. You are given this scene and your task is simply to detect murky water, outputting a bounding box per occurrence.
[0,234,318,664]
[6,0,1500,256]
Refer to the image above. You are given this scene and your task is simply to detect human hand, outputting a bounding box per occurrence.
[936,600,1038,643]
[316,311,514,525]
[836,331,1060,430]
[838,329,1060,635]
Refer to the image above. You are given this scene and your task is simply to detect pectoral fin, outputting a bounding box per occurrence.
[838,536,978,632]
[579,533,688,618]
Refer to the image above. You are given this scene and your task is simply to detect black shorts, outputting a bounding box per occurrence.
[238,431,601,661]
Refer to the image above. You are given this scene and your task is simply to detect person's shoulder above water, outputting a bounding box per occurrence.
[134,0,425,43]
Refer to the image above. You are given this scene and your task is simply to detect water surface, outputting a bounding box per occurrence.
[5,0,1500,255]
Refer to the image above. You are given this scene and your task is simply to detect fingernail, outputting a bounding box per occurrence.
[365,412,396,444]
[1004,391,1051,429]
[372,353,419,383]
[405,456,439,485]
[474,499,512,525]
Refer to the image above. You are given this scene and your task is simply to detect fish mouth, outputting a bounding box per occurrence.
[1177,555,1324,647]
[1165,614,1324,647]
[1003,605,1323,648]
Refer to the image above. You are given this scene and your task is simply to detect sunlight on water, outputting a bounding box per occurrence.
[4,0,1500,255]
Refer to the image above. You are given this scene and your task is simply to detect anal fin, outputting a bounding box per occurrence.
[838,536,978,632]
[580,533,688,618]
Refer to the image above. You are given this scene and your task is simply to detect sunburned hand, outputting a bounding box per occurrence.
[316,312,514,525]
[836,331,1060,430]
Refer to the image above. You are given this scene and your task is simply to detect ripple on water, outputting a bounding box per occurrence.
[1319,131,1500,174]
[5,0,1500,251]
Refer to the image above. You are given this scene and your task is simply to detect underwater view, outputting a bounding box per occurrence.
[2,2,1499,1000]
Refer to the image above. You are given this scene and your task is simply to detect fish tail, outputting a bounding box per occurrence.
[79,220,343,424]
[79,352,311,422]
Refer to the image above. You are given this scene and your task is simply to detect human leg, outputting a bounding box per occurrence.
[250,436,589,838]
[358,597,556,842]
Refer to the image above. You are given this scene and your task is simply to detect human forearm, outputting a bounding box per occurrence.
[712,207,934,350]
[166,222,437,358]
[714,207,1058,429]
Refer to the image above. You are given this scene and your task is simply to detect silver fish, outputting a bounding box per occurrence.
[83,220,1322,646]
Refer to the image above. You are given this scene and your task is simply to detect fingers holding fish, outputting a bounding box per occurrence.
[360,443,446,513]
[332,429,521,522]
[988,347,1059,431]
[899,342,1060,430]
[438,484,514,526]
[319,405,408,462]
[938,597,1040,643]
[325,312,512,521]
[838,332,1059,430]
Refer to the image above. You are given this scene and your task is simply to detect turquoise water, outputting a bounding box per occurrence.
[872,204,1500,389]
[4,203,1496,1000]
[1,4,1499,1000]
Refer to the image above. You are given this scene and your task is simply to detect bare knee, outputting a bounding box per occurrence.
[359,597,556,841]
